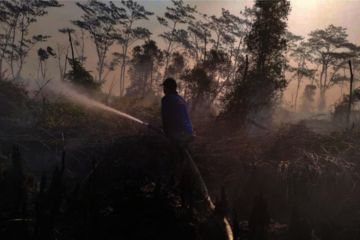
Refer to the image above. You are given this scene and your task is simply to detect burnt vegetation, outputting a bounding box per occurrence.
[1,0,360,240]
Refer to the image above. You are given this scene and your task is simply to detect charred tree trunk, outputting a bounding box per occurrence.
[294,72,302,112]
[318,89,326,112]
[68,30,76,74]
[346,60,354,128]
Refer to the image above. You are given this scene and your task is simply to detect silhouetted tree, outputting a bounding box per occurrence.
[56,30,72,82]
[37,47,56,81]
[222,0,290,125]
[209,9,244,53]
[59,27,87,65]
[204,49,232,91]
[167,52,186,79]
[306,25,359,111]
[110,0,153,96]
[287,32,316,111]
[181,66,212,113]
[35,46,56,97]
[187,18,211,63]
[207,9,250,104]
[0,0,62,80]
[157,0,196,76]
[65,59,100,90]
[126,40,163,97]
[179,8,249,103]
[333,87,360,124]
[60,26,100,90]
[73,0,116,83]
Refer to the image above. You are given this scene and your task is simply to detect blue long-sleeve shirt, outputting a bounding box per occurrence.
[161,93,193,138]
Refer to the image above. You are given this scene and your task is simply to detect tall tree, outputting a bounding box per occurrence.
[0,0,62,81]
[290,44,316,111]
[181,66,213,114]
[110,0,153,96]
[157,0,196,77]
[65,59,100,91]
[58,28,76,82]
[37,47,51,82]
[222,0,291,125]
[58,27,99,91]
[209,8,251,103]
[167,52,186,80]
[247,0,290,79]
[35,46,56,97]
[126,40,163,98]
[209,9,239,52]
[56,42,69,82]
[59,28,87,66]
[73,0,115,83]
[286,32,316,111]
[187,18,211,63]
[306,25,359,111]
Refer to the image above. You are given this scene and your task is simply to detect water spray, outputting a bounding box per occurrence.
[47,81,158,130]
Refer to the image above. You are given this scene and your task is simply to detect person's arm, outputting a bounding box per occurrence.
[178,99,194,136]
[161,98,166,134]
[161,97,169,136]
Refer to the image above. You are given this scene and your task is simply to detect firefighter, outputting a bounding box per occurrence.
[161,77,194,145]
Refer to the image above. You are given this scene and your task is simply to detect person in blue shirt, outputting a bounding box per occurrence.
[161,78,215,213]
[161,77,194,143]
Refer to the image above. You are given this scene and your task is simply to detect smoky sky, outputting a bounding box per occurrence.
[25,0,360,108]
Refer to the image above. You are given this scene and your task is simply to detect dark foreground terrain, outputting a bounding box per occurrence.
[2,80,360,240]
[0,135,234,240]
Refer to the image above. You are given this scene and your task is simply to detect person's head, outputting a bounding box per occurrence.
[162,77,177,95]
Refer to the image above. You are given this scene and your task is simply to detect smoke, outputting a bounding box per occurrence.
[43,80,147,126]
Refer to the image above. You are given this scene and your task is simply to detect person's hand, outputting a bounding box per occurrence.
[192,130,197,138]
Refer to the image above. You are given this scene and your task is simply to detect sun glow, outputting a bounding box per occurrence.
[291,0,320,10]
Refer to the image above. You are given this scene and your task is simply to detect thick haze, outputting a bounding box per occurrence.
[26,0,360,110]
